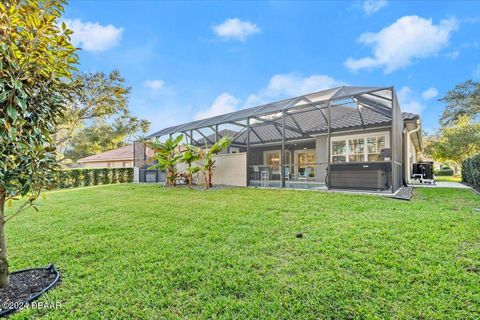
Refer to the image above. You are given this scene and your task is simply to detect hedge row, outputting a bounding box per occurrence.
[436,167,454,176]
[55,168,134,189]
[462,155,480,191]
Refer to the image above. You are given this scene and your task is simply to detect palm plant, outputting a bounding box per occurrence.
[199,136,232,188]
[146,135,183,187]
[180,144,201,186]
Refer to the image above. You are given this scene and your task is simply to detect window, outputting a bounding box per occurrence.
[265,151,280,171]
[367,136,386,161]
[107,162,112,168]
[332,140,346,163]
[349,138,364,162]
[331,135,387,163]
[297,150,315,177]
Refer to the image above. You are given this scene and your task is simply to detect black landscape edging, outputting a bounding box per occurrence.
[0,264,60,318]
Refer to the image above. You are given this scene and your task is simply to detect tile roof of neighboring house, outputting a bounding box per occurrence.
[78,145,133,163]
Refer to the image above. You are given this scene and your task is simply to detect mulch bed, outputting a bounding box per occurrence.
[0,269,57,313]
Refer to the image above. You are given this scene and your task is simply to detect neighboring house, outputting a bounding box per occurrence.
[137,86,422,193]
[78,145,135,168]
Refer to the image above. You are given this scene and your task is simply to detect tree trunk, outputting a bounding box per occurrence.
[208,169,213,188]
[0,189,9,288]
[203,170,209,189]
[188,164,192,187]
[167,169,175,187]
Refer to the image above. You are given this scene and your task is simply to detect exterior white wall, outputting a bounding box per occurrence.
[133,167,140,183]
[211,153,247,187]
[176,152,247,187]
[81,160,134,168]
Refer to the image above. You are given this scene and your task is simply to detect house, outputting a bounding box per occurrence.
[78,145,137,168]
[137,86,422,193]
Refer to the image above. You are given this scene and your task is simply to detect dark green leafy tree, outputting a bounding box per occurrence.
[0,0,78,287]
[440,80,480,126]
[56,70,150,163]
[421,131,438,161]
[63,115,149,161]
[431,116,480,168]
[147,135,183,187]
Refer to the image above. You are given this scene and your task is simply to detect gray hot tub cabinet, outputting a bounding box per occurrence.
[328,162,392,191]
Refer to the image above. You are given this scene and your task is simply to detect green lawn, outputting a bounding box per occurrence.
[435,175,462,182]
[7,184,480,319]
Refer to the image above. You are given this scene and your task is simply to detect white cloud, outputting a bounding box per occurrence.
[363,0,387,15]
[474,64,480,79]
[445,50,460,60]
[398,86,425,114]
[244,73,344,107]
[212,18,260,41]
[195,93,239,120]
[421,87,439,100]
[63,19,123,52]
[143,80,165,91]
[345,16,458,73]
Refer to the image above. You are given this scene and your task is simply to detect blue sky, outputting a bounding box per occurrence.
[64,0,480,134]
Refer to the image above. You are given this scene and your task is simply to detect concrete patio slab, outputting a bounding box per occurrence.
[411,182,471,189]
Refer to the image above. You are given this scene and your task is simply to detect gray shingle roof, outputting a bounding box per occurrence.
[147,86,393,138]
[188,108,418,146]
[194,129,239,146]
[232,107,418,144]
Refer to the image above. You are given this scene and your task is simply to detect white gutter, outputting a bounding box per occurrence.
[405,120,421,183]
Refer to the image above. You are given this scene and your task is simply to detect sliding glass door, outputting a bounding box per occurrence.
[295,150,315,178]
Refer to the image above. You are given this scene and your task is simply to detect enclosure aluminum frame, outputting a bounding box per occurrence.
[138,86,404,192]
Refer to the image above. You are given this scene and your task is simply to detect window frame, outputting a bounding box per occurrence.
[367,136,387,162]
[331,140,347,163]
[294,149,316,177]
[330,132,389,163]
[263,150,281,172]
[348,138,365,162]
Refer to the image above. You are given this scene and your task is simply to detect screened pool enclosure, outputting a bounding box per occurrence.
[135,86,415,193]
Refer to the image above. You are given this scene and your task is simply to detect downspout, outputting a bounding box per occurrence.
[405,120,421,184]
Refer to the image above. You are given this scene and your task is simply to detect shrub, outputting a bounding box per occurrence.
[58,170,70,189]
[111,168,118,184]
[101,168,110,184]
[126,168,134,182]
[462,155,480,190]
[83,169,92,186]
[436,168,454,176]
[54,168,133,189]
[116,168,132,183]
[118,168,126,183]
[71,169,82,188]
[93,169,100,185]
